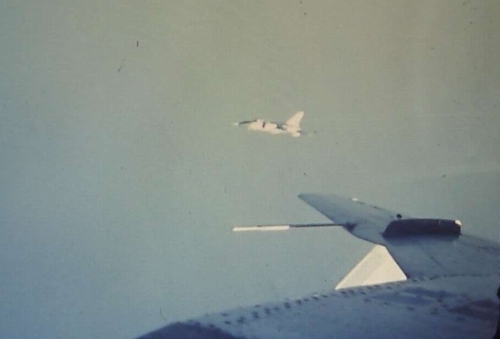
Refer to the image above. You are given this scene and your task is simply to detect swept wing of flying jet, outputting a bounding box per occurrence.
[137,194,499,339]
[235,111,305,137]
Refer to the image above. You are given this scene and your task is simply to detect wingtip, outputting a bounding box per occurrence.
[298,193,317,200]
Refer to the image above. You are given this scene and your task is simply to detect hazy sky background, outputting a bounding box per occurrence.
[1,1,499,338]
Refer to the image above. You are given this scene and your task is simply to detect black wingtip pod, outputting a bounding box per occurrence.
[383,219,462,238]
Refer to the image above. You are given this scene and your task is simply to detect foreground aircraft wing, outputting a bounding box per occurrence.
[298,194,497,279]
[137,194,499,339]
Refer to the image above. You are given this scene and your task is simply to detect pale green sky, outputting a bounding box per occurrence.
[0,1,499,338]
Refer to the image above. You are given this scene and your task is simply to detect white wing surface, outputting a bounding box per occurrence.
[284,111,304,129]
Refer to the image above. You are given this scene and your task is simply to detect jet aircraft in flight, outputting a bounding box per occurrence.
[137,194,499,338]
[235,111,305,137]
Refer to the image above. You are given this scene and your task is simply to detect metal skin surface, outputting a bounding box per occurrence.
[137,194,499,339]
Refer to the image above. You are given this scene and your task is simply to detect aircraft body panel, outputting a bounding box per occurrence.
[139,274,498,338]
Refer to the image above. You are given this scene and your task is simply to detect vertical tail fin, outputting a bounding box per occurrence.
[285,111,304,129]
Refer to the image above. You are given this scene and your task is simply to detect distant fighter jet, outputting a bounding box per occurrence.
[235,111,305,137]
